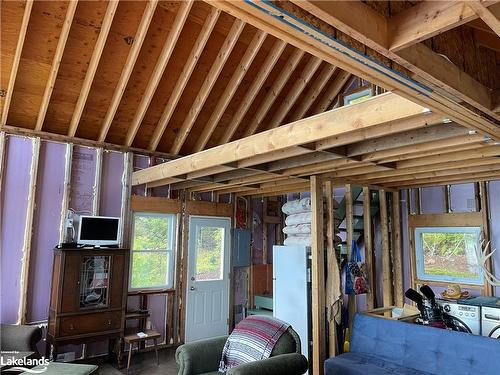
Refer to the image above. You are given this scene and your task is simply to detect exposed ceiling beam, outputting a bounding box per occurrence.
[170,18,245,154]
[242,48,305,137]
[218,38,286,144]
[131,93,426,186]
[291,0,497,119]
[309,71,352,114]
[266,56,322,129]
[386,169,500,189]
[98,0,158,142]
[194,29,267,152]
[34,0,78,131]
[68,0,119,137]
[1,0,33,127]
[389,1,500,51]
[288,64,336,121]
[468,1,500,38]
[148,7,220,151]
[124,0,193,146]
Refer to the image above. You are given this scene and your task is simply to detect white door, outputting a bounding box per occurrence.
[185,216,231,342]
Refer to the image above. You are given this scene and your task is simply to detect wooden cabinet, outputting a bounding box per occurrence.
[46,248,129,364]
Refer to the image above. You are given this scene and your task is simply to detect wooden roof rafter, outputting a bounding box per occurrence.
[148,6,221,151]
[124,0,193,147]
[34,0,78,131]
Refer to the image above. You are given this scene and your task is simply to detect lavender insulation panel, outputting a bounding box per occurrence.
[488,180,500,296]
[69,146,96,214]
[0,136,33,323]
[28,141,66,322]
[99,151,124,217]
[132,155,149,196]
[449,183,476,212]
[420,186,446,214]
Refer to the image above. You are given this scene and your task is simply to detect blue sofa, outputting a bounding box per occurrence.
[325,313,500,375]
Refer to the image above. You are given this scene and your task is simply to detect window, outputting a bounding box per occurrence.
[343,88,372,106]
[194,226,225,281]
[415,227,483,285]
[130,213,176,290]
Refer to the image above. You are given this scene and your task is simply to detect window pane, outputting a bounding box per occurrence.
[416,227,482,284]
[131,252,169,289]
[195,226,224,281]
[133,214,170,250]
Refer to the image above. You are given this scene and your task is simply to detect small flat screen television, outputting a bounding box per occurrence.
[77,216,120,246]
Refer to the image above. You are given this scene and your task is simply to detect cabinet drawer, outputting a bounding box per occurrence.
[59,311,121,337]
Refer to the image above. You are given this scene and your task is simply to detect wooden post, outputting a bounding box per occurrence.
[119,152,133,247]
[345,184,355,329]
[92,148,103,215]
[479,182,493,297]
[325,180,340,357]
[262,198,268,264]
[391,191,404,307]
[18,137,40,324]
[58,144,73,243]
[379,190,393,308]
[311,176,326,375]
[0,132,6,202]
[363,187,375,310]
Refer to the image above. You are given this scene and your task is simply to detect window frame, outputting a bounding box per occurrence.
[414,226,483,286]
[129,212,177,291]
[343,87,372,106]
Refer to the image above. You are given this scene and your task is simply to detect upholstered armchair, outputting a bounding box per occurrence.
[0,324,43,358]
[175,326,308,375]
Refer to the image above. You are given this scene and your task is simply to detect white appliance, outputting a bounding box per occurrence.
[437,300,481,335]
[77,215,120,246]
[481,306,500,338]
[273,245,310,367]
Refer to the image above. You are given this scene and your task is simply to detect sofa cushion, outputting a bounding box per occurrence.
[21,362,98,375]
[349,314,500,375]
[325,353,433,375]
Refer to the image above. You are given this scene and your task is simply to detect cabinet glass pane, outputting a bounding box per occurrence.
[195,226,225,281]
[80,256,110,309]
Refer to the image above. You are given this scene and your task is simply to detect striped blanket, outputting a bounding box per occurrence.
[218,315,290,372]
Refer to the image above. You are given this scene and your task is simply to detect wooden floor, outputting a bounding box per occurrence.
[99,348,178,375]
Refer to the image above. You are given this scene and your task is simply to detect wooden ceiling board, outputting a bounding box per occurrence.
[75,1,148,140]
[6,1,70,128]
[155,12,237,152]
[179,25,259,154]
[132,10,204,150]
[43,1,109,135]
[0,0,26,114]
[105,2,181,145]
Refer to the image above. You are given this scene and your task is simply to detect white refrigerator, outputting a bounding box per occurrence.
[273,245,310,366]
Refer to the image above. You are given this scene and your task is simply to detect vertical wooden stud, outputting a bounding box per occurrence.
[345,184,355,328]
[379,190,393,308]
[0,132,6,200]
[479,182,493,297]
[58,144,73,243]
[311,176,326,375]
[119,152,133,247]
[92,148,103,215]
[391,191,404,307]
[325,180,341,357]
[363,187,375,310]
[262,198,268,264]
[18,137,41,324]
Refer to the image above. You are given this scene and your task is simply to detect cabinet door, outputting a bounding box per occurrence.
[109,252,127,309]
[61,253,81,313]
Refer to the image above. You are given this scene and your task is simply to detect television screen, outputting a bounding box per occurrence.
[79,216,119,245]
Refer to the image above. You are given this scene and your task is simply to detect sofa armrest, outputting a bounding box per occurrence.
[175,335,228,375]
[227,353,308,375]
[0,324,42,357]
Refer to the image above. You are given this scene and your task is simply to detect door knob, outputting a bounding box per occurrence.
[190,286,196,291]
[191,276,195,281]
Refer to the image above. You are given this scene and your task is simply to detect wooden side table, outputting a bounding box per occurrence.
[123,330,161,372]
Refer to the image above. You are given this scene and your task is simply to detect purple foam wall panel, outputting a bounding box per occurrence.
[420,186,445,214]
[0,136,33,323]
[28,141,66,322]
[70,146,96,214]
[132,155,149,196]
[99,151,124,217]
[450,183,476,212]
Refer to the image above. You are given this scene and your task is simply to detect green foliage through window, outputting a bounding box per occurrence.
[195,227,224,281]
[130,213,176,290]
